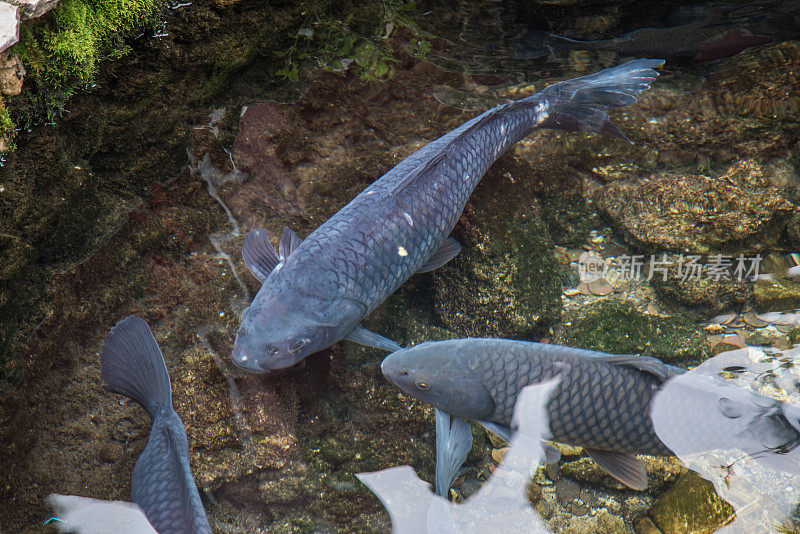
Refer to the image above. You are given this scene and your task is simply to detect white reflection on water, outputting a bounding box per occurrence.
[357,380,559,533]
[45,494,156,534]
[652,347,800,532]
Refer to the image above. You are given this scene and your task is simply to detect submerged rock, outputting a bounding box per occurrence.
[595,160,797,255]
[651,254,752,314]
[754,276,800,313]
[558,300,709,363]
[0,3,18,54]
[645,471,735,533]
[700,41,800,120]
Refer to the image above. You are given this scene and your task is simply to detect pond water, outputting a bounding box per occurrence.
[2,0,800,532]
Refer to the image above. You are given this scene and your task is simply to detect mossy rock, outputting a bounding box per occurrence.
[754,276,800,313]
[651,254,752,314]
[432,212,563,339]
[646,471,735,533]
[595,160,797,255]
[558,300,709,363]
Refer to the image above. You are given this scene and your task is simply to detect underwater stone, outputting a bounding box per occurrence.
[595,160,797,255]
[558,300,709,363]
[0,51,23,95]
[646,471,735,533]
[0,2,18,54]
[699,41,800,120]
[754,276,800,313]
[651,254,752,315]
[8,0,59,20]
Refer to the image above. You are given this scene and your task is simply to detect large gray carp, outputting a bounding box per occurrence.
[232,60,664,372]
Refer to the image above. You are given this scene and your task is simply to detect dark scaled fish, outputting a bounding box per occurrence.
[381,338,676,491]
[100,316,212,534]
[382,339,800,492]
[516,25,774,62]
[232,59,664,372]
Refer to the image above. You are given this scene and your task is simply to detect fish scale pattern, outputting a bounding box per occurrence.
[132,412,212,534]
[471,341,672,455]
[283,102,541,321]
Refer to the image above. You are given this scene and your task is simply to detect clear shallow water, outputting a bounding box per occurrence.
[2,0,800,532]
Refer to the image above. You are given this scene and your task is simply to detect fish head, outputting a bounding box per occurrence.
[231,291,348,372]
[381,341,495,420]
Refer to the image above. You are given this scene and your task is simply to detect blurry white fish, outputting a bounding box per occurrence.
[356,380,558,533]
[651,347,800,532]
[46,494,157,534]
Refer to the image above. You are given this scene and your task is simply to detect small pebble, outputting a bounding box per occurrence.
[743,311,768,328]
[721,334,747,348]
[546,462,561,482]
[491,447,509,464]
[588,279,613,296]
[578,281,591,296]
[710,313,736,325]
[564,288,581,297]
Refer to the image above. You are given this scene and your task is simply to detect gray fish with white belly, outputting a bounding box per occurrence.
[101,316,211,534]
[231,59,664,372]
[381,338,800,491]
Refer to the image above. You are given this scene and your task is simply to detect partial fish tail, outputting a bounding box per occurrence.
[100,316,173,420]
[529,58,665,142]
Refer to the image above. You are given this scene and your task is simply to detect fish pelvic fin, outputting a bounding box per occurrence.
[100,316,172,420]
[532,58,665,143]
[434,409,473,497]
[585,449,648,490]
[417,237,461,274]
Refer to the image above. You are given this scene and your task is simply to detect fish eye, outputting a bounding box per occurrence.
[267,346,280,356]
[415,378,430,391]
[289,339,307,352]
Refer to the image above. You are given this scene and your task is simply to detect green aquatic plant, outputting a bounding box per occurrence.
[14,0,162,120]
[0,104,15,151]
[276,0,430,82]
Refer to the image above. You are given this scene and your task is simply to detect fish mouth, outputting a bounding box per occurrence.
[230,339,269,374]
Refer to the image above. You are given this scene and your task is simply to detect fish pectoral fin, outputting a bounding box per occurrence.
[435,409,473,497]
[345,325,403,352]
[593,354,671,382]
[584,449,648,490]
[477,421,514,444]
[417,238,462,274]
[242,228,281,283]
[278,226,302,260]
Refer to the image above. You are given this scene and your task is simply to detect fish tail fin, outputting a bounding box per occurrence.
[531,58,664,142]
[100,316,173,420]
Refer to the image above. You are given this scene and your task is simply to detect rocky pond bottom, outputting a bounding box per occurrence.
[2,1,800,532]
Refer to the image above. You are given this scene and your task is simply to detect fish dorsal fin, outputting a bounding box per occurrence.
[593,354,671,382]
[242,229,280,283]
[417,238,461,273]
[584,448,648,490]
[388,104,519,197]
[278,226,302,259]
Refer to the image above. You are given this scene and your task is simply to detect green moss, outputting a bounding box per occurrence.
[276,0,429,83]
[15,0,162,119]
[0,105,15,151]
[559,300,709,363]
